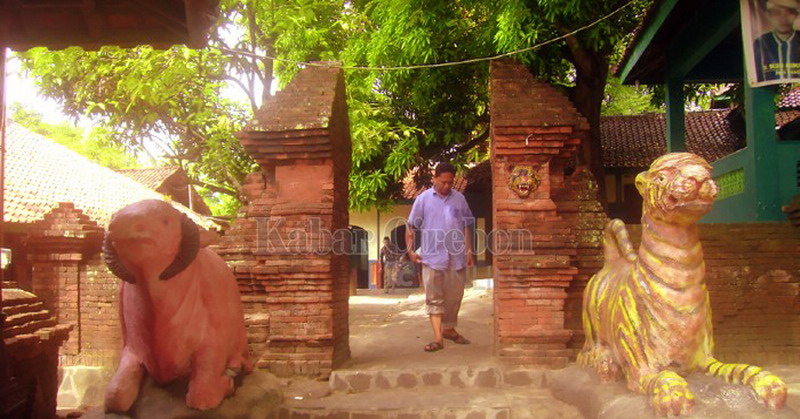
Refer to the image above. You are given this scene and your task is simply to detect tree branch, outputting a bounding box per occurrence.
[224,75,258,110]
[186,178,239,196]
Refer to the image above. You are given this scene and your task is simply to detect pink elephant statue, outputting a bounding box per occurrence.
[103,200,252,412]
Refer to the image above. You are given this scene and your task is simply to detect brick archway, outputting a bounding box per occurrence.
[219,59,610,377]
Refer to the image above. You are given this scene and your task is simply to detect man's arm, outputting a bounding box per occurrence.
[406,195,423,264]
[406,224,421,264]
[462,195,475,267]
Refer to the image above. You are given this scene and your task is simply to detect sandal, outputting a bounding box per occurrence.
[424,341,444,352]
[443,332,471,345]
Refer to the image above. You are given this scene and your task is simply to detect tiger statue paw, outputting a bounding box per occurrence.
[751,371,788,410]
[649,371,695,417]
[578,345,620,383]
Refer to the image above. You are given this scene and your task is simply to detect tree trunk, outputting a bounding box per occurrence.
[565,37,610,208]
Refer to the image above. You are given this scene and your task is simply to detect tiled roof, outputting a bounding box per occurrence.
[118,167,180,190]
[778,87,800,109]
[601,110,752,168]
[5,122,213,228]
[776,109,800,125]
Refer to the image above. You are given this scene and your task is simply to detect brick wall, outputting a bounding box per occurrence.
[489,59,587,367]
[23,203,120,369]
[558,220,800,364]
[219,65,352,378]
[3,287,71,418]
[623,222,800,364]
[74,255,121,368]
[551,168,607,354]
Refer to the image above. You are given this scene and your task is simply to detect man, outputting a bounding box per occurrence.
[754,0,800,81]
[406,162,474,352]
[380,236,402,293]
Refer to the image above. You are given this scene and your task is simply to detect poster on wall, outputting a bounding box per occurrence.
[742,0,800,86]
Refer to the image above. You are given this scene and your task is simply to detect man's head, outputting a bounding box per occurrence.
[766,0,800,38]
[433,162,457,196]
[383,237,390,245]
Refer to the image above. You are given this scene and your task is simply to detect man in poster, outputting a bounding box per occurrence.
[753,0,800,81]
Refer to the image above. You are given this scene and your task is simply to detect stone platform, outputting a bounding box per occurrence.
[550,366,800,419]
[67,288,800,418]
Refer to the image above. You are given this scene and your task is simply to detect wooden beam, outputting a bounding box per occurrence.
[665,58,686,152]
[81,0,105,39]
[667,0,739,80]
[125,0,188,38]
[185,0,215,48]
[618,0,680,83]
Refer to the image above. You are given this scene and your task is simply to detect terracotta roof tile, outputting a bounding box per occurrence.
[118,167,180,190]
[779,88,800,109]
[5,122,213,228]
[601,110,751,168]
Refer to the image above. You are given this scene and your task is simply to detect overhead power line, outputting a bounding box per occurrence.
[218,0,637,71]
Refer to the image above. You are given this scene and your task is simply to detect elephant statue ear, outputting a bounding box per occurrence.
[103,232,137,284]
[159,214,200,280]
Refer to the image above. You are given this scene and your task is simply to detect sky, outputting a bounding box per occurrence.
[5,53,72,125]
[3,48,267,166]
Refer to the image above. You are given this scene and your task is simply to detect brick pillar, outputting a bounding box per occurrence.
[489,59,588,367]
[23,203,103,356]
[220,64,351,377]
[551,166,608,356]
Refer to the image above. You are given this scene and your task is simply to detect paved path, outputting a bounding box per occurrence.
[342,287,497,371]
[278,287,800,418]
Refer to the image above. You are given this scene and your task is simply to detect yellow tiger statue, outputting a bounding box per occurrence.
[577,153,787,416]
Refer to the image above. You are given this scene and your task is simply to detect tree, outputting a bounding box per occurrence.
[17,0,351,216]
[18,0,652,213]
[602,77,662,116]
[490,0,652,202]
[342,0,495,210]
[341,0,651,208]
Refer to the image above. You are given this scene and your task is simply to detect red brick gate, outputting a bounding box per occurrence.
[489,59,595,367]
[219,65,352,377]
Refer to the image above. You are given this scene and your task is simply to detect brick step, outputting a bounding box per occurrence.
[5,309,52,328]
[277,386,582,419]
[1,300,46,316]
[329,367,544,393]
[2,316,58,338]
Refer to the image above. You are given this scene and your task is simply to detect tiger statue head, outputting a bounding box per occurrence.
[635,153,719,225]
[508,164,541,198]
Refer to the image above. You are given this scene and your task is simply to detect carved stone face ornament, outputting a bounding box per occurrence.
[508,164,541,198]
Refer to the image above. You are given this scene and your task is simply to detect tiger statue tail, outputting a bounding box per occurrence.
[601,218,637,265]
[702,357,787,410]
[576,219,636,380]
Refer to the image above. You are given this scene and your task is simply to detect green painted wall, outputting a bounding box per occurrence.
[704,85,800,222]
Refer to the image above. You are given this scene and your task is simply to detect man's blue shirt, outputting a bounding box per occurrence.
[408,188,474,271]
